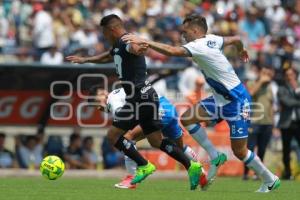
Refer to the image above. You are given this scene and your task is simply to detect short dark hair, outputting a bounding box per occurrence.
[70,133,80,144]
[88,84,102,103]
[26,135,37,144]
[183,14,208,33]
[100,14,122,27]
[83,136,93,145]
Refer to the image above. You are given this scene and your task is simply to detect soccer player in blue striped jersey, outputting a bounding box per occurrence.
[122,13,280,193]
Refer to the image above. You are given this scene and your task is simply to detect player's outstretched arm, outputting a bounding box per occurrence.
[66,51,113,64]
[223,36,249,62]
[122,34,191,57]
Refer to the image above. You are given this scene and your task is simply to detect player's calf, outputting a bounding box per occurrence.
[231,139,280,192]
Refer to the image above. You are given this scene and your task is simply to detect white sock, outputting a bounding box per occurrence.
[185,124,218,160]
[183,145,198,162]
[243,150,275,183]
[124,155,137,175]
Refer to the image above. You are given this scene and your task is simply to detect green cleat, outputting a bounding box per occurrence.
[208,152,227,181]
[131,162,156,184]
[188,161,203,190]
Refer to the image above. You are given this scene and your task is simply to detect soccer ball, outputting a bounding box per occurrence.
[40,155,65,180]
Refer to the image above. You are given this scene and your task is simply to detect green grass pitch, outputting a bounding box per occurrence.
[0,177,299,200]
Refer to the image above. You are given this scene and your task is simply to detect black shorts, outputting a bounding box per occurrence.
[112,86,162,135]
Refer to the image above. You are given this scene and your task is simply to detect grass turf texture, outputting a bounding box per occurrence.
[0,177,299,200]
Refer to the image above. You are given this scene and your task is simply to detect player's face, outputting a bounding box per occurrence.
[95,89,108,111]
[285,68,297,82]
[181,23,196,42]
[102,26,114,45]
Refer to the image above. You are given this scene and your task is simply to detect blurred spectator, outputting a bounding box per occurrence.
[178,67,203,97]
[216,0,235,17]
[16,47,33,63]
[244,66,274,180]
[40,46,63,65]
[82,136,98,169]
[64,133,89,169]
[0,133,17,168]
[32,3,55,60]
[265,0,286,32]
[44,135,64,158]
[239,7,266,45]
[0,0,298,75]
[186,76,207,105]
[0,7,8,54]
[101,136,124,169]
[15,134,43,169]
[278,67,300,180]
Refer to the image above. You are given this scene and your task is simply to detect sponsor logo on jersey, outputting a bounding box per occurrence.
[113,89,121,94]
[140,85,151,94]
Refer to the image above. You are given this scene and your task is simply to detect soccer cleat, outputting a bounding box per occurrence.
[207,152,227,181]
[131,162,156,184]
[114,175,137,189]
[199,169,209,190]
[188,161,203,190]
[256,176,281,193]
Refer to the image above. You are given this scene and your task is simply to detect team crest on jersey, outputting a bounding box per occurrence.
[207,40,216,48]
[241,99,250,120]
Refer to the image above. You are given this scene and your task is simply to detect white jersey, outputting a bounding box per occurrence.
[183,34,245,106]
[106,88,126,115]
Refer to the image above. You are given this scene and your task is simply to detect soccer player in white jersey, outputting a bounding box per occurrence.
[89,85,209,189]
[122,14,280,193]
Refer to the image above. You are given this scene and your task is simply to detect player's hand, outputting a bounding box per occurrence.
[239,49,249,63]
[66,55,87,64]
[122,34,148,46]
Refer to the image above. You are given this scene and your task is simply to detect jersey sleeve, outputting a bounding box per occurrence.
[182,41,205,56]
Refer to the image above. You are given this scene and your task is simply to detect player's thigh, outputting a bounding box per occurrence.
[107,126,126,145]
[124,125,146,142]
[181,103,212,126]
[112,102,138,136]
[181,96,217,126]
[161,118,183,142]
[138,87,162,135]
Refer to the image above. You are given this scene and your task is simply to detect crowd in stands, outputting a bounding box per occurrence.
[0,131,124,170]
[0,0,298,70]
